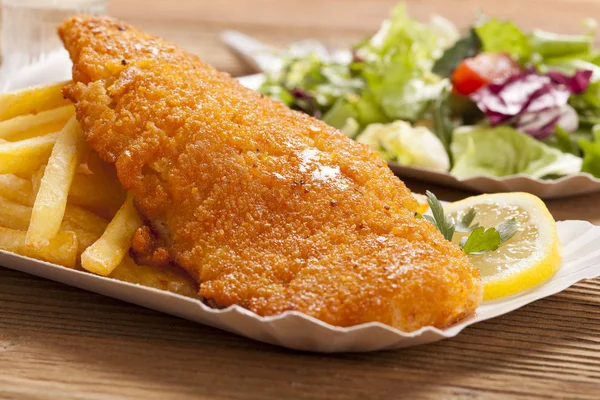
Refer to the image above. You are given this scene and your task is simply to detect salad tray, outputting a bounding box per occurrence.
[238,74,600,199]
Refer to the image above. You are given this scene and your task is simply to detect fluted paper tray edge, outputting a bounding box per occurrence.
[2,220,600,352]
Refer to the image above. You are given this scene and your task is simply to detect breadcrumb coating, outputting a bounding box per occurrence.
[59,15,482,331]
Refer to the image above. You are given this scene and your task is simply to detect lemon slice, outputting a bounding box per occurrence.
[412,193,429,215]
[444,192,561,301]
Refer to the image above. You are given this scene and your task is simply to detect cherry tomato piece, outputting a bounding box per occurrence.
[452,52,521,96]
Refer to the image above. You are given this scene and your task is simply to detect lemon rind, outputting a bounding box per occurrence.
[444,192,561,301]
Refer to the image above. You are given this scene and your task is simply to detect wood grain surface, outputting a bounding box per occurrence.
[2,1,600,399]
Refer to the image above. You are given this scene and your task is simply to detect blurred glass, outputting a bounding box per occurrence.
[1,0,106,71]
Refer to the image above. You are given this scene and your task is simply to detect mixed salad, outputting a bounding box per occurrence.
[259,4,600,180]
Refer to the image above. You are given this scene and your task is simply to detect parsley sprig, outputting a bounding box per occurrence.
[423,191,454,241]
[423,191,518,255]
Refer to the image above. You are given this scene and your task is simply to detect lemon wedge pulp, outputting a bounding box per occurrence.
[444,192,561,301]
[412,193,430,215]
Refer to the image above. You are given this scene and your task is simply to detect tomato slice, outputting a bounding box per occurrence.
[452,52,521,96]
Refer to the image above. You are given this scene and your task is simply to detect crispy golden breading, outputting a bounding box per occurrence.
[59,15,482,331]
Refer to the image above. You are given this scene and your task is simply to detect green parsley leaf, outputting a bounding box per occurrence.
[461,208,477,227]
[425,191,455,241]
[423,214,437,225]
[423,191,519,255]
[496,218,518,244]
[461,226,502,255]
[455,207,479,233]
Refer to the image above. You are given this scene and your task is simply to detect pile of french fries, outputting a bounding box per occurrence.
[0,82,197,297]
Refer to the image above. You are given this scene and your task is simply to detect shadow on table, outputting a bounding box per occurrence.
[3,270,599,399]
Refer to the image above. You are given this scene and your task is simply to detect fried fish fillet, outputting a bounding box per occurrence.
[58,15,483,331]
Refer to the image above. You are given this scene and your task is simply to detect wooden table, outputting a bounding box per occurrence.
[2,1,600,398]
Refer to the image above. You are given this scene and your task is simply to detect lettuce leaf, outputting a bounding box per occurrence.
[530,30,593,60]
[432,88,455,156]
[432,29,481,78]
[356,120,450,171]
[451,126,582,179]
[321,90,391,133]
[474,19,531,64]
[321,98,358,132]
[579,125,600,177]
[259,53,363,118]
[544,125,584,156]
[260,5,458,127]
[569,77,600,128]
[354,4,449,121]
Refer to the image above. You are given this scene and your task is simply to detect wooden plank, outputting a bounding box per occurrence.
[1,268,600,399]
[110,0,600,35]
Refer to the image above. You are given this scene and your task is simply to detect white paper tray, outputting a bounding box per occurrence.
[2,50,600,352]
[3,220,600,352]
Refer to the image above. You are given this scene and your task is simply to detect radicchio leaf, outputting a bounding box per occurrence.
[547,70,593,94]
[470,69,592,138]
[515,104,579,138]
[290,88,322,118]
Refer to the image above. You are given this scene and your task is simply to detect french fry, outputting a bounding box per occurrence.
[30,166,44,197]
[0,81,71,122]
[81,192,142,276]
[63,225,101,255]
[26,117,87,247]
[63,204,109,237]
[0,105,74,141]
[79,152,125,218]
[86,152,123,187]
[8,120,71,142]
[62,205,108,257]
[69,171,126,217]
[0,196,32,230]
[0,197,108,258]
[0,174,33,206]
[0,132,59,176]
[0,227,78,268]
[110,256,198,298]
[0,195,103,258]
[31,165,121,218]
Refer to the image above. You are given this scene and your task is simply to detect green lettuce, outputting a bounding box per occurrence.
[321,91,390,133]
[530,30,593,60]
[472,19,595,66]
[260,4,458,128]
[579,125,600,177]
[354,4,450,121]
[432,29,481,78]
[474,19,531,64]
[544,125,584,156]
[451,126,582,179]
[356,120,450,171]
[259,54,363,117]
[568,77,600,127]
